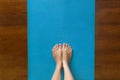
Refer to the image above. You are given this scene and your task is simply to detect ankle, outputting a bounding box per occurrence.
[63,61,69,68]
[56,62,62,69]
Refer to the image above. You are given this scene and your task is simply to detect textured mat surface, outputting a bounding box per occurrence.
[28,0,95,80]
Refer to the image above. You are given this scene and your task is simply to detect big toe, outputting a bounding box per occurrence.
[58,43,62,49]
[63,43,67,48]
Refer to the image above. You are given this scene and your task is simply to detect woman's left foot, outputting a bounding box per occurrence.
[62,43,72,65]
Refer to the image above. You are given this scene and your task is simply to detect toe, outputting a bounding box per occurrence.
[58,43,61,47]
[58,43,62,49]
[63,43,66,48]
[55,44,58,48]
[55,44,59,49]
[70,46,72,51]
[52,44,56,51]
[65,43,68,47]
[53,44,58,51]
[66,43,69,47]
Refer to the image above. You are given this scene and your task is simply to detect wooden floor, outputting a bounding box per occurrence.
[96,0,120,80]
[0,0,120,80]
[0,0,27,80]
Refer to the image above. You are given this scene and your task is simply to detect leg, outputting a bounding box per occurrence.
[52,63,62,80]
[63,61,74,80]
[51,44,62,80]
[62,43,74,80]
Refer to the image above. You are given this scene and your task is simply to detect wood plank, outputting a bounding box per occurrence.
[0,26,27,80]
[0,0,27,26]
[96,0,120,80]
[0,0,27,80]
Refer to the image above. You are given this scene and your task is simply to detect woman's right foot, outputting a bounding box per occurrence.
[62,43,72,65]
[52,44,62,68]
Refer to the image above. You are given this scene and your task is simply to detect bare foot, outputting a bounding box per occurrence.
[62,43,72,65]
[52,44,62,68]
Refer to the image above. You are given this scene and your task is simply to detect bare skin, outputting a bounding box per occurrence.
[51,43,74,80]
[52,44,62,80]
[62,43,74,80]
[52,44,62,67]
[62,43,72,63]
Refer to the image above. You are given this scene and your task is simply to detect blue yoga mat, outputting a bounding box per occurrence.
[28,0,95,80]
